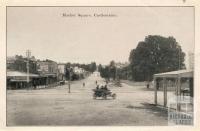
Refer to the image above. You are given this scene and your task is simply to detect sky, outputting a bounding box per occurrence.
[7,7,194,66]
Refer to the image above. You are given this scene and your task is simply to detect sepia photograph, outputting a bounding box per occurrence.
[6,6,194,126]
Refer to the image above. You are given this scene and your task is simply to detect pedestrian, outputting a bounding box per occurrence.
[83,82,85,87]
[156,81,159,90]
[146,82,149,89]
[95,80,98,85]
[33,81,37,90]
[104,85,108,90]
[100,85,104,90]
[20,82,23,89]
[96,85,99,90]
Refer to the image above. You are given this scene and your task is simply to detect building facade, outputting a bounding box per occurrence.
[37,59,58,86]
[7,55,39,89]
[188,52,194,70]
[58,64,66,81]
[7,55,38,74]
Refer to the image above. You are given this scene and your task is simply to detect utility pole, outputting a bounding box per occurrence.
[26,50,31,89]
[68,72,71,93]
[178,48,181,70]
[68,67,72,93]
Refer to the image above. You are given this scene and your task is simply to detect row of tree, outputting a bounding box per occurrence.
[98,60,117,81]
[64,62,97,80]
[65,62,97,73]
[99,35,186,82]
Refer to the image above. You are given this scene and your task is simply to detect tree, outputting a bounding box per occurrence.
[89,62,97,72]
[99,65,110,80]
[109,60,116,80]
[117,65,131,80]
[98,64,102,72]
[129,35,185,81]
[65,67,70,80]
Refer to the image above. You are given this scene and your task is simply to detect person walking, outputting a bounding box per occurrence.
[156,81,159,90]
[146,82,150,89]
[33,80,37,90]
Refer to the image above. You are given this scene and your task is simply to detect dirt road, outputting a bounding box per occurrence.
[7,74,168,126]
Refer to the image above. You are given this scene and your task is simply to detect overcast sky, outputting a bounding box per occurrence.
[7,7,194,65]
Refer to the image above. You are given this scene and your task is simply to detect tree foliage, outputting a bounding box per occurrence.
[129,35,185,81]
[109,60,116,80]
[98,60,117,80]
[64,62,97,80]
[99,65,110,79]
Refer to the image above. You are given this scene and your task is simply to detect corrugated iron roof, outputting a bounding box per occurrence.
[154,70,193,78]
[7,71,39,77]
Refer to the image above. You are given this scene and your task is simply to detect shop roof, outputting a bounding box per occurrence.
[7,71,39,77]
[154,70,193,78]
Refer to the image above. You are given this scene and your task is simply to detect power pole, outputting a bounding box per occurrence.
[26,50,31,89]
[68,72,71,93]
[68,67,72,93]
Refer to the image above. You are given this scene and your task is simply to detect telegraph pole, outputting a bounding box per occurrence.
[68,67,72,93]
[26,50,31,89]
[179,47,181,70]
[68,72,71,93]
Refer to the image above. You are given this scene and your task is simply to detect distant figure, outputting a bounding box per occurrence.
[96,85,99,90]
[104,85,108,90]
[33,81,37,90]
[20,82,23,89]
[156,81,159,90]
[96,80,98,85]
[100,85,104,90]
[146,82,149,89]
[83,82,85,87]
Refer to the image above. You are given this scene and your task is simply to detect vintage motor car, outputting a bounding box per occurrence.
[92,87,116,99]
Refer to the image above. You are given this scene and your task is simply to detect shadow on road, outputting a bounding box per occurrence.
[126,102,168,118]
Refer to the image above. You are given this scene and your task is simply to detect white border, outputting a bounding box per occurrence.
[0,0,200,131]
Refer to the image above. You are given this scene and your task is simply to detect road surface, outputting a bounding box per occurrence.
[7,74,169,126]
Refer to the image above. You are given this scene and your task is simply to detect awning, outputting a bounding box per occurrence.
[7,71,39,77]
[10,79,28,82]
[39,73,57,77]
[154,70,193,78]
